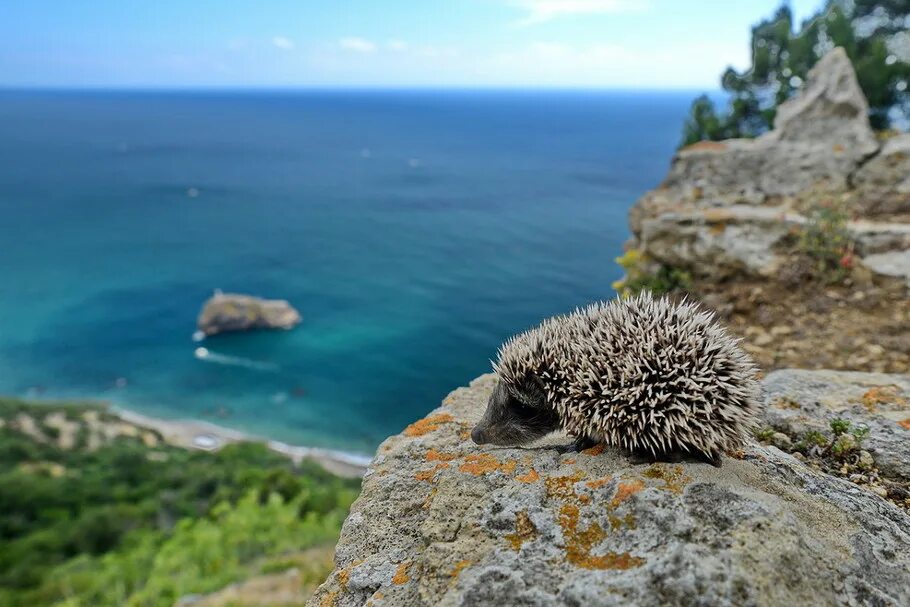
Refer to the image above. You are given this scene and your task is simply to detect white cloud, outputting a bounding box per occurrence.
[272,36,295,50]
[509,0,649,27]
[417,45,459,58]
[387,39,409,52]
[339,37,377,53]
[479,39,747,88]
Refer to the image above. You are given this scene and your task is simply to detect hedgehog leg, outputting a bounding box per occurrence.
[628,448,723,467]
[701,450,723,468]
[628,449,657,465]
[573,435,600,452]
[555,435,599,454]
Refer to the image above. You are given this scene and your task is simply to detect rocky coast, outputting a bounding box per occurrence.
[309,48,910,607]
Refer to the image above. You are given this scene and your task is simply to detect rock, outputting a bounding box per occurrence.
[858,450,875,471]
[770,432,792,450]
[753,331,774,347]
[763,369,910,482]
[765,47,878,158]
[871,485,890,499]
[832,433,857,454]
[861,250,910,288]
[309,374,910,607]
[853,134,910,217]
[632,48,877,220]
[635,205,801,278]
[196,292,301,336]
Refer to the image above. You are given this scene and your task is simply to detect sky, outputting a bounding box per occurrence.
[0,0,825,89]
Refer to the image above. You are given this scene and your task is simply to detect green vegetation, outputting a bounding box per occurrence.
[797,199,855,283]
[682,1,910,146]
[754,426,777,442]
[784,418,870,457]
[612,249,692,298]
[0,397,360,607]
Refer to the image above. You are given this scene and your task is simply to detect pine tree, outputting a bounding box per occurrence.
[680,1,910,147]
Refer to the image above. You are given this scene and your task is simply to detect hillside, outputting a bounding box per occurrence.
[0,397,359,607]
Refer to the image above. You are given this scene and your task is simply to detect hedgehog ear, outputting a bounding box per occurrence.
[514,374,547,409]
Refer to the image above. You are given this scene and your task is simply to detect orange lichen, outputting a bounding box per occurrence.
[898,418,910,430]
[458,454,517,476]
[392,562,411,585]
[415,463,449,482]
[404,413,454,437]
[581,443,606,456]
[708,221,728,235]
[425,449,458,462]
[545,471,586,500]
[450,560,471,578]
[578,494,591,504]
[683,140,727,152]
[422,486,438,510]
[337,567,351,587]
[608,512,636,530]
[585,476,612,490]
[459,454,501,475]
[642,464,691,494]
[563,458,576,465]
[610,479,645,507]
[504,511,538,551]
[773,397,801,410]
[516,468,540,483]
[320,590,339,607]
[558,504,644,570]
[862,386,907,412]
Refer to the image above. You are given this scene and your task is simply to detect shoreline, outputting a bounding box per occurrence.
[110,406,371,478]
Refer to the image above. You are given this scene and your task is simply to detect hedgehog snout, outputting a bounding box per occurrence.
[470,426,488,445]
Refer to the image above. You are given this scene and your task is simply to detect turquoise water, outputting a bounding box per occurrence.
[0,90,693,454]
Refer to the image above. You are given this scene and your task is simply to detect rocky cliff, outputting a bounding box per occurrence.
[629,47,910,280]
[623,47,910,375]
[309,373,910,607]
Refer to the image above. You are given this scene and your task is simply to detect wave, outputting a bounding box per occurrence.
[193,347,279,372]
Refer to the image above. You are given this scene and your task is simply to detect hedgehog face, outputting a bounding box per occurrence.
[471,379,560,446]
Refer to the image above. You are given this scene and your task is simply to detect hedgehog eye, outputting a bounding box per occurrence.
[511,399,537,417]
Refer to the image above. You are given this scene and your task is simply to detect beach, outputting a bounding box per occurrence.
[112,406,371,478]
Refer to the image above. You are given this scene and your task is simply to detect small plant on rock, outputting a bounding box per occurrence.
[798,200,854,284]
[754,426,776,442]
[613,249,693,298]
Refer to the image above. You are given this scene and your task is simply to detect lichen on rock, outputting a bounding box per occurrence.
[308,373,910,607]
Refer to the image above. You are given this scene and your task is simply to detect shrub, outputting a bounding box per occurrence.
[797,200,854,283]
[613,249,692,298]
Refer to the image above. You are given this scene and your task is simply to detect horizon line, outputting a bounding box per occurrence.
[0,84,720,94]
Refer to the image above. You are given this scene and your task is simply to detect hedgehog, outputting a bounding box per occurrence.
[470,293,762,466]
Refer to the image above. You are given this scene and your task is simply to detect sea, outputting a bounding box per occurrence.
[0,89,697,455]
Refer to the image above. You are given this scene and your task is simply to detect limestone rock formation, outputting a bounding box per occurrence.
[309,373,910,607]
[853,133,910,217]
[196,291,301,336]
[627,47,909,285]
[767,47,878,156]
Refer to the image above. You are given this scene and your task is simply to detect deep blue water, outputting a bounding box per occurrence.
[0,90,694,454]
